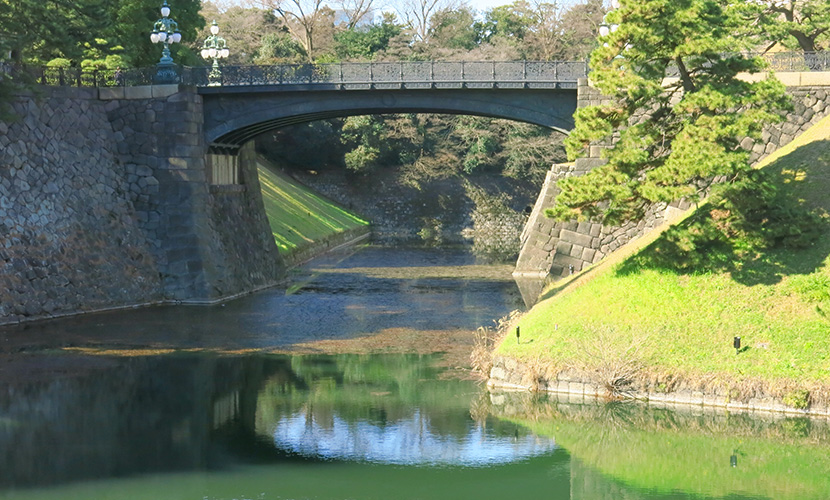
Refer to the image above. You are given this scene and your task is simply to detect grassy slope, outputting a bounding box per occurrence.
[256,159,369,256]
[499,115,830,396]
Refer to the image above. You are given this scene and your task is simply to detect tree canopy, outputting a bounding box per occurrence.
[738,0,830,53]
[0,0,204,68]
[550,0,791,225]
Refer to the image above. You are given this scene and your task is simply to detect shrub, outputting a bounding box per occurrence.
[783,389,811,410]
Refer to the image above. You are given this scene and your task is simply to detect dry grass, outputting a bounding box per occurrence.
[471,310,521,376]
[567,326,652,398]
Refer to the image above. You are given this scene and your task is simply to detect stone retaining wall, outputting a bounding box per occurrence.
[0,88,163,323]
[0,86,285,325]
[488,355,830,417]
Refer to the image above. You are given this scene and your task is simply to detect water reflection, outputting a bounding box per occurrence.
[490,391,830,500]
[0,353,549,491]
[2,350,830,500]
[257,354,555,466]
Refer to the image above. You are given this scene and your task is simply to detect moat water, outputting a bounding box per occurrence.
[1,245,828,499]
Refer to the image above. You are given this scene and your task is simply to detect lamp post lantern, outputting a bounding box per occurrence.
[150,0,182,84]
[200,20,229,86]
[599,0,620,42]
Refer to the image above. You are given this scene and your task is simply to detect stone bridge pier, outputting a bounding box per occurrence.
[100,85,283,302]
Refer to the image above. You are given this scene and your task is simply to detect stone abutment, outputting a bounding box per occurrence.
[0,85,284,325]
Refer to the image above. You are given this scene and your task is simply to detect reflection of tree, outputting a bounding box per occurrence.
[491,393,830,500]
[257,353,476,438]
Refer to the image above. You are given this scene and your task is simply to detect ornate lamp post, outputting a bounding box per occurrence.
[200,21,229,86]
[150,1,182,84]
[599,0,620,39]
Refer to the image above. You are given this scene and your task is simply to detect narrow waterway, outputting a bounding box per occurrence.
[1,244,828,500]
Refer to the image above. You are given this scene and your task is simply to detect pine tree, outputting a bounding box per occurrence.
[549,0,790,225]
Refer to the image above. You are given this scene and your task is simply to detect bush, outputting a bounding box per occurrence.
[784,389,811,410]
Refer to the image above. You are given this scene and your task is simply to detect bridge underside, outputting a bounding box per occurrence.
[201,87,577,153]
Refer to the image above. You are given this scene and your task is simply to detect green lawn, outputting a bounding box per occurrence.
[256,160,369,256]
[498,115,830,401]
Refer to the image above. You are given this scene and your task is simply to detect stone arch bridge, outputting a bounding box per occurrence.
[3,59,829,324]
[83,61,587,303]
[196,61,585,152]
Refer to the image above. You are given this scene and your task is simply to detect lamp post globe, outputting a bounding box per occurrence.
[150,0,182,84]
[201,20,229,86]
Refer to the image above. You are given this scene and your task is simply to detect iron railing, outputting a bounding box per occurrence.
[2,52,828,89]
[751,51,830,72]
[3,61,588,89]
[185,61,589,89]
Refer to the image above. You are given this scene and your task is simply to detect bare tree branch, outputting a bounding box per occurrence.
[335,0,375,29]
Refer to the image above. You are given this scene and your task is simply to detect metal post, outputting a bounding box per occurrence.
[400,61,404,86]
[461,61,465,87]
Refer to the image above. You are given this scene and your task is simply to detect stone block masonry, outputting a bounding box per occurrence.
[0,88,163,322]
[1,86,285,326]
[102,87,284,302]
[515,79,830,281]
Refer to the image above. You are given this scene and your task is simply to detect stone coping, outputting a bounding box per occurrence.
[98,84,180,100]
[209,184,247,194]
[586,73,830,89]
[489,356,830,418]
[487,377,830,419]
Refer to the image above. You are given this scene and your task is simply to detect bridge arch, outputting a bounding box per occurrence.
[200,87,578,153]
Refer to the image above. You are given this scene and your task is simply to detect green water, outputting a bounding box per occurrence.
[1,246,828,499]
[2,351,829,500]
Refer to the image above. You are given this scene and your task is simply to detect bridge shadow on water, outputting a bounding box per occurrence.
[616,139,830,287]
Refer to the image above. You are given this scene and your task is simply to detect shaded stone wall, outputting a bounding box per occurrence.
[515,81,830,280]
[282,166,538,251]
[0,88,163,323]
[1,85,284,325]
[205,144,285,295]
[97,86,285,302]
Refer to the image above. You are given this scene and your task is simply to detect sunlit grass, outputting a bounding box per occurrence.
[497,115,830,397]
[257,160,369,255]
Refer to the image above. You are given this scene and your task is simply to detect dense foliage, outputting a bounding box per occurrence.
[736,0,830,53]
[552,0,792,227]
[2,0,825,192]
[0,0,204,68]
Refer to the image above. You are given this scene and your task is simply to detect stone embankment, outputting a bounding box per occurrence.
[0,88,164,322]
[505,82,830,418]
[488,356,830,418]
[282,166,538,256]
[0,87,284,326]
